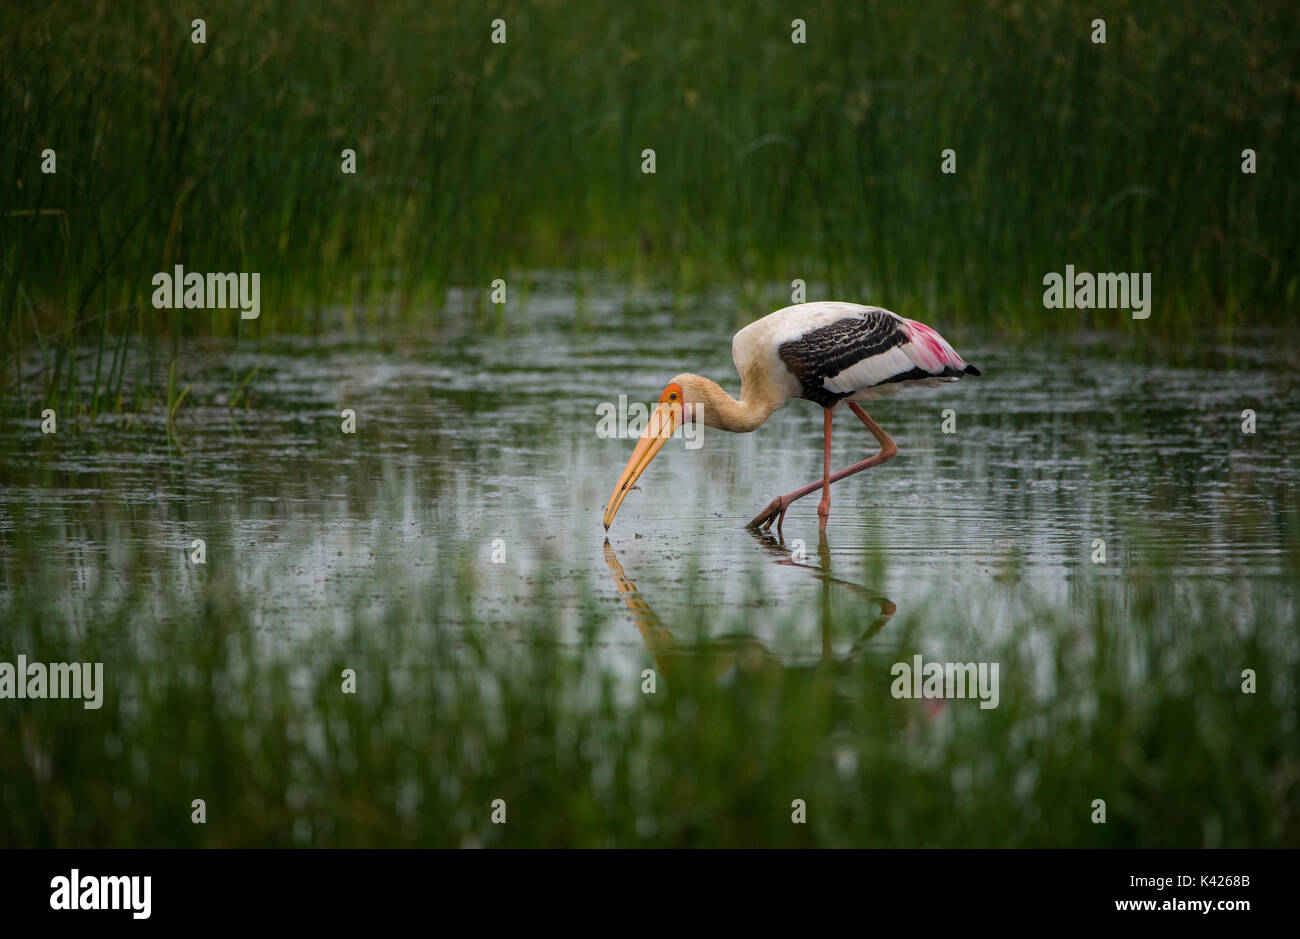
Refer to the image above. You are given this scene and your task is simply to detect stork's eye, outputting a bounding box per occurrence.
[669,392,678,401]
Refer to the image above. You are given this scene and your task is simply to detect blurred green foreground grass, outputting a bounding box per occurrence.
[1,524,1296,848]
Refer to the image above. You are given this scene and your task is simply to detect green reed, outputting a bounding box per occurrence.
[2,0,1297,406]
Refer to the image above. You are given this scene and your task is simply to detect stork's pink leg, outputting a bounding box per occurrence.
[817,408,833,531]
[746,403,898,535]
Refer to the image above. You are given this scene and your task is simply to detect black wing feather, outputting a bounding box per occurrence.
[777,310,907,407]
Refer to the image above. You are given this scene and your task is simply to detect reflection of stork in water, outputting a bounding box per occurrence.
[601,531,896,679]
[603,302,979,535]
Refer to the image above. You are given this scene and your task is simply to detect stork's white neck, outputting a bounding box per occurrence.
[673,372,787,434]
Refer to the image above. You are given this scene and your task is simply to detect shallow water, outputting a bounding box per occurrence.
[2,280,1297,670]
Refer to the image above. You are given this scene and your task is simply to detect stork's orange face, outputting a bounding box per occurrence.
[603,383,684,530]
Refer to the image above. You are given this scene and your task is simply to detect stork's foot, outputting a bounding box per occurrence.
[744,405,896,537]
[746,496,792,535]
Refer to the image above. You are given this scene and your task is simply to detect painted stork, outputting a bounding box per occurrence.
[602,302,980,534]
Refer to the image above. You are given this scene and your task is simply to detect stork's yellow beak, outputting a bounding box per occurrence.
[603,401,680,530]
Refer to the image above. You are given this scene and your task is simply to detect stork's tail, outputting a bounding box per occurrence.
[899,317,980,378]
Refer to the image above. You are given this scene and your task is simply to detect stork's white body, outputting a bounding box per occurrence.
[731,302,977,409]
